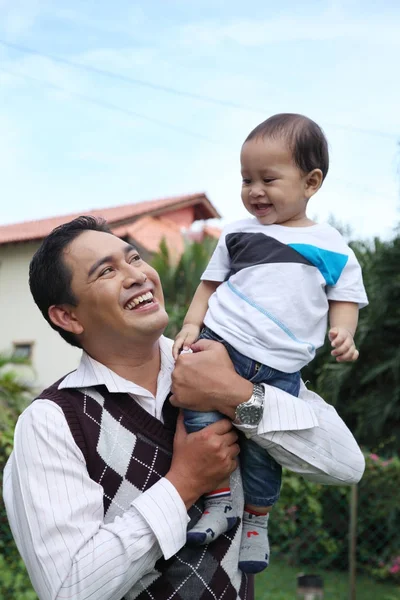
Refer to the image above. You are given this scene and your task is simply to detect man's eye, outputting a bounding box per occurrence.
[100,267,113,276]
[130,254,141,263]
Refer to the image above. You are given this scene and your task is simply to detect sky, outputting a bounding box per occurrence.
[0,0,399,240]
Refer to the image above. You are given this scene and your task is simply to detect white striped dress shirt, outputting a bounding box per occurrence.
[3,335,365,600]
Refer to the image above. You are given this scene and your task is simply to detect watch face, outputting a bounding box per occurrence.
[239,405,262,425]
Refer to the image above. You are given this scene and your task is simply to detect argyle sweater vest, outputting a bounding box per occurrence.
[36,380,253,600]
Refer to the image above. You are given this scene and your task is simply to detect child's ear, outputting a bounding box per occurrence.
[48,304,84,335]
[305,169,323,198]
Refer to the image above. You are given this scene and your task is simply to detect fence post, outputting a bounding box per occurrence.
[348,485,358,600]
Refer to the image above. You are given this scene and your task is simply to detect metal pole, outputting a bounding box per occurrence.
[348,485,358,600]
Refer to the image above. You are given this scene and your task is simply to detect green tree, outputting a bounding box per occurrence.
[152,236,217,338]
[303,233,400,454]
[0,356,37,600]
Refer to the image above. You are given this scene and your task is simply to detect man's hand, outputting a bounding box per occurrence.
[170,339,253,420]
[172,323,201,360]
[165,413,240,508]
[329,327,359,362]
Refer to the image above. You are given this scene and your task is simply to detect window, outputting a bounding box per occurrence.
[12,342,33,360]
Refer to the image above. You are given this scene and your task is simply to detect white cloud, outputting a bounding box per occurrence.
[179,11,400,48]
[53,5,148,37]
[76,47,159,72]
[0,52,94,101]
[0,0,46,37]
[0,115,24,171]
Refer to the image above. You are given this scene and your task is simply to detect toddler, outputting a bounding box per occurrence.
[173,113,368,573]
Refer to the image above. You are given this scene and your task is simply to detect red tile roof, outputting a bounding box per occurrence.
[0,193,220,246]
[113,215,186,258]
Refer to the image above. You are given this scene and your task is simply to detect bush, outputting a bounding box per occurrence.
[151,237,217,339]
[358,453,400,583]
[269,453,400,583]
[0,365,37,599]
[0,409,38,598]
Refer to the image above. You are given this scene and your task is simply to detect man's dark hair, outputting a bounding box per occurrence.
[244,113,329,181]
[29,216,113,348]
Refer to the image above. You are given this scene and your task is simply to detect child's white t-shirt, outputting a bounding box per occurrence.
[201,218,368,373]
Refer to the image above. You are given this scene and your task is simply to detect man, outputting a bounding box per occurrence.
[3,216,364,600]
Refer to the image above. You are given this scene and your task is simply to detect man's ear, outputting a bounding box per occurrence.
[48,305,84,335]
[304,168,323,198]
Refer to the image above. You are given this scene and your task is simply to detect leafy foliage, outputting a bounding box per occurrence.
[271,454,400,582]
[0,358,37,599]
[151,236,217,338]
[302,234,400,454]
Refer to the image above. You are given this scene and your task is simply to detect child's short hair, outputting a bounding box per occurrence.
[245,113,329,180]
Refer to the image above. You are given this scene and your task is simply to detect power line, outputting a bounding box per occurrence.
[0,39,259,114]
[0,67,398,202]
[0,67,218,143]
[0,38,399,141]
[329,177,397,201]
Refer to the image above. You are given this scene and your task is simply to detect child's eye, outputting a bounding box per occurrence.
[242,178,251,185]
[263,178,275,183]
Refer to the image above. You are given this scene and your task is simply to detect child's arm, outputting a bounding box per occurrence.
[173,280,220,360]
[328,301,359,362]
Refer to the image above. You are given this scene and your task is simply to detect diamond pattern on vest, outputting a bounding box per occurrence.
[35,381,252,599]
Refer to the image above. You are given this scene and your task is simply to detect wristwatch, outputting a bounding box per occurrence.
[233,383,265,431]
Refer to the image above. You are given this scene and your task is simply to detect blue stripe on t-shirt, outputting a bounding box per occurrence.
[288,243,349,286]
[227,280,315,351]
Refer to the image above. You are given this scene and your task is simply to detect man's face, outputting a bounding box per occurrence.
[63,230,169,348]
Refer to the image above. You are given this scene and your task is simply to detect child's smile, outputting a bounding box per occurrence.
[240,137,319,227]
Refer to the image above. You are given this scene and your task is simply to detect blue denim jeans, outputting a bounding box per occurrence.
[184,326,300,507]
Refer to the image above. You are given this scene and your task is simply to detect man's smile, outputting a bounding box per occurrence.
[124,291,155,310]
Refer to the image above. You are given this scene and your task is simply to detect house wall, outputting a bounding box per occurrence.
[165,206,195,228]
[0,204,209,389]
[0,242,80,389]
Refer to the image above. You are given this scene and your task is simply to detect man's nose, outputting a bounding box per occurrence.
[123,265,148,287]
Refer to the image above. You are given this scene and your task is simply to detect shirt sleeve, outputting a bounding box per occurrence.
[248,381,365,485]
[3,400,189,600]
[201,225,231,282]
[326,246,368,308]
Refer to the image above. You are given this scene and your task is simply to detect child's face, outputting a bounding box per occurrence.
[240,136,317,226]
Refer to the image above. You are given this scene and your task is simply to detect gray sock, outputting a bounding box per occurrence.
[187,495,237,546]
[239,511,270,574]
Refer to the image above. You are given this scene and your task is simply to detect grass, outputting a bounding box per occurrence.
[255,560,400,600]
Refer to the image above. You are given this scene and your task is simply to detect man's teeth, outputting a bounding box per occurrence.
[125,291,153,310]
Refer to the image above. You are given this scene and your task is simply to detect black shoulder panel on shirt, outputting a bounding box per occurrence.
[225,232,313,277]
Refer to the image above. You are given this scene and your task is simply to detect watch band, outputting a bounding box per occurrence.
[233,383,265,430]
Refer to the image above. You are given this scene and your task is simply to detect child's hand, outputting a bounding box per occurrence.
[173,324,201,360]
[328,327,359,362]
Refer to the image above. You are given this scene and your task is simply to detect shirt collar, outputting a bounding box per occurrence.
[58,335,175,397]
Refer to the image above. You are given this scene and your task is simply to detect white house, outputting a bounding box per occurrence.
[0,193,220,389]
